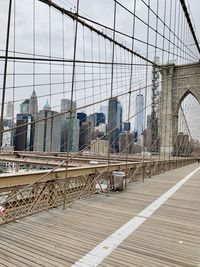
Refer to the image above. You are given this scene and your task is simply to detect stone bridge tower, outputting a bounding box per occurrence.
[160,62,200,155]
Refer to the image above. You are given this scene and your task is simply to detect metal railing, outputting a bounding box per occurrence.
[0,158,196,225]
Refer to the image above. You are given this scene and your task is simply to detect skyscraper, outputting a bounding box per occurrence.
[135,93,144,138]
[6,101,14,118]
[2,119,14,150]
[87,114,95,133]
[94,113,106,126]
[90,139,109,155]
[77,112,87,127]
[79,121,91,151]
[15,114,33,151]
[77,112,88,150]
[2,126,12,150]
[29,90,38,149]
[117,101,122,131]
[29,89,38,119]
[64,117,80,152]
[124,122,131,132]
[3,101,14,149]
[108,97,123,152]
[20,99,30,114]
[100,106,108,123]
[60,99,79,152]
[61,99,76,118]
[13,89,41,151]
[34,100,61,152]
[15,95,33,151]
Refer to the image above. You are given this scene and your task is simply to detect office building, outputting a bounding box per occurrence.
[20,99,30,114]
[94,112,106,126]
[29,89,38,119]
[124,122,131,132]
[61,99,76,118]
[135,93,144,137]
[108,97,122,152]
[77,112,87,127]
[64,117,80,152]
[90,139,109,155]
[60,99,79,152]
[87,114,95,133]
[1,126,13,151]
[15,114,33,151]
[34,100,61,152]
[79,121,91,151]
[117,101,123,132]
[6,101,14,118]
[100,106,108,123]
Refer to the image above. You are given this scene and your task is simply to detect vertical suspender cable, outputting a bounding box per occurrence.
[125,0,136,176]
[12,0,16,149]
[63,0,80,209]
[142,0,150,182]
[0,0,13,147]
[107,0,117,176]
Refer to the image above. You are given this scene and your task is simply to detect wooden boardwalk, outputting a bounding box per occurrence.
[0,163,200,267]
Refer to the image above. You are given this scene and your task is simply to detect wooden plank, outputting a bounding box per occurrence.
[0,163,199,267]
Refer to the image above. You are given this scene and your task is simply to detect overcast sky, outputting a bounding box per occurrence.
[187,0,200,39]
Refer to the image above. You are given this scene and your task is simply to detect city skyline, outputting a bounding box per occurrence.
[1,0,200,152]
[2,89,157,153]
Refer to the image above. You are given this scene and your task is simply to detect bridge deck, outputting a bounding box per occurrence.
[0,163,200,267]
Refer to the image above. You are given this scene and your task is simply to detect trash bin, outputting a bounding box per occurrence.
[112,171,126,191]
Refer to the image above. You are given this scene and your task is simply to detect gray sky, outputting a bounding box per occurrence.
[187,0,200,40]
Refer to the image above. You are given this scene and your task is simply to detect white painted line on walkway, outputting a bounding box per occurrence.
[71,166,200,267]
